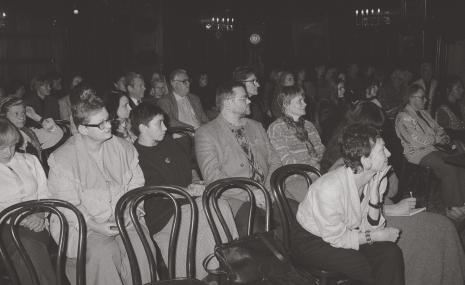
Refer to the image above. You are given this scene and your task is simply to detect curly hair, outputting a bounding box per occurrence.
[71,88,104,127]
[340,123,380,173]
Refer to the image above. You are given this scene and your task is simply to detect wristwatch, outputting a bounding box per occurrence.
[365,231,373,245]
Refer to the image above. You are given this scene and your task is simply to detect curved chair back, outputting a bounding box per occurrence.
[115,186,198,284]
[270,164,321,251]
[0,199,87,285]
[202,177,272,244]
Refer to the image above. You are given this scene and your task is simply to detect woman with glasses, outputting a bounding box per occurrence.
[47,89,154,285]
[0,117,56,285]
[267,85,325,202]
[396,84,465,222]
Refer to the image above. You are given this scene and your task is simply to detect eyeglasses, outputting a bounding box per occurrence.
[413,95,427,101]
[173,79,191,85]
[81,119,113,130]
[242,79,259,86]
[234,96,251,102]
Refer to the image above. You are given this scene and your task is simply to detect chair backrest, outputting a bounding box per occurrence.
[0,199,87,285]
[202,177,272,244]
[115,185,198,284]
[270,164,321,251]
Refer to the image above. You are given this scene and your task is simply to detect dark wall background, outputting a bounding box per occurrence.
[0,0,463,88]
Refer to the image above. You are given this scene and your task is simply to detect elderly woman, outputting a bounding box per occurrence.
[0,117,56,285]
[47,90,154,285]
[395,84,465,221]
[0,96,64,166]
[291,123,404,285]
[267,85,325,202]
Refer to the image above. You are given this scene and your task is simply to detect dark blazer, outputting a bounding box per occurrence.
[157,92,209,128]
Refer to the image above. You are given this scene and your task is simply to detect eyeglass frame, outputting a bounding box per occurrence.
[172,79,191,85]
[81,119,113,130]
[241,79,259,86]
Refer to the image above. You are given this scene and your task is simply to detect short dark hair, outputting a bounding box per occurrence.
[340,123,381,173]
[130,102,165,136]
[215,81,246,110]
[232,66,255,82]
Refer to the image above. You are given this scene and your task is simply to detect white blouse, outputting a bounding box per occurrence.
[0,152,50,211]
[296,166,386,250]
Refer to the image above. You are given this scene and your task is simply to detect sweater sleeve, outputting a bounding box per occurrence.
[311,183,360,250]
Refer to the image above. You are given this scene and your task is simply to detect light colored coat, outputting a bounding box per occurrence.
[195,115,281,204]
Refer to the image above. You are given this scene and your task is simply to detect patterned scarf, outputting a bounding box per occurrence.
[281,115,316,157]
[231,126,265,183]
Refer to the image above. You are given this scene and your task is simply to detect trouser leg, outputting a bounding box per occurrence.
[420,151,465,206]
[359,242,404,285]
[1,227,57,285]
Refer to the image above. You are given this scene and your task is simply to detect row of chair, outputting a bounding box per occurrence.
[0,161,434,285]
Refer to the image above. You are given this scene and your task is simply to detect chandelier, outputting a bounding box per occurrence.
[201,13,235,38]
[355,8,392,28]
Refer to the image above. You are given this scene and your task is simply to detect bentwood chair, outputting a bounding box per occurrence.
[270,164,348,285]
[115,186,204,285]
[0,199,87,285]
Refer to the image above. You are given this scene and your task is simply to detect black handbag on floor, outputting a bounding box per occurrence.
[202,178,314,285]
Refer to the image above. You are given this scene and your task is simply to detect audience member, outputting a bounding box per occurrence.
[377,69,406,117]
[158,69,208,129]
[270,70,295,119]
[395,84,465,221]
[321,102,465,285]
[47,90,154,285]
[131,102,237,279]
[104,90,136,142]
[232,66,267,126]
[124,72,146,108]
[435,75,465,143]
[267,85,325,202]
[146,75,168,104]
[25,75,60,120]
[1,96,64,165]
[412,61,438,114]
[195,81,281,234]
[191,71,216,114]
[58,74,83,121]
[292,123,404,285]
[0,117,56,285]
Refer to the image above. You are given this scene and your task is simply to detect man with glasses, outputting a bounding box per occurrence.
[158,69,208,129]
[195,81,281,235]
[233,66,268,126]
[396,84,465,222]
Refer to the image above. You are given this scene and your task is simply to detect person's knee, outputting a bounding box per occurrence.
[377,242,403,265]
[87,240,120,264]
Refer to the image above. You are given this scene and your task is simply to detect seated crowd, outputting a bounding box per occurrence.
[1,62,465,285]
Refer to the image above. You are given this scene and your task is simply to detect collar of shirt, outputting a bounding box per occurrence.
[173,92,188,101]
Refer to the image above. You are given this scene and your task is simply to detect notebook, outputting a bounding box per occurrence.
[389,207,426,217]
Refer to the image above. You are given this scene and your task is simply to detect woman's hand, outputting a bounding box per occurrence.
[20,213,46,232]
[384,198,416,216]
[25,106,41,122]
[368,165,391,201]
[371,227,400,243]
[41,118,58,131]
